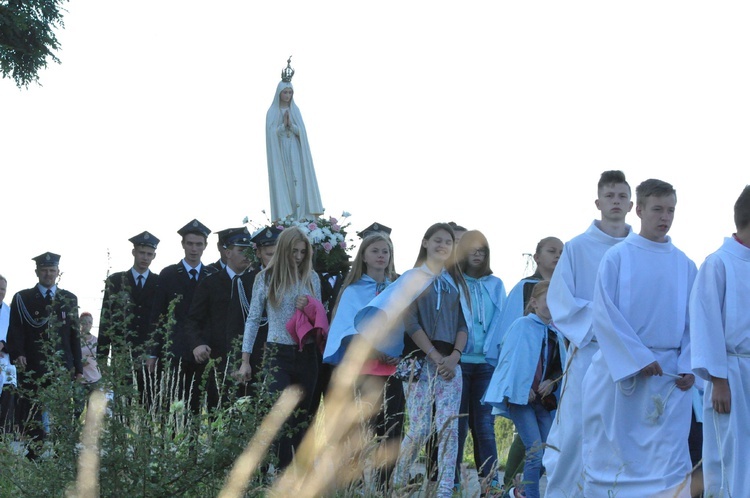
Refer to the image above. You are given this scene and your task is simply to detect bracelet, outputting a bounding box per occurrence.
[453,348,463,355]
[426,346,436,356]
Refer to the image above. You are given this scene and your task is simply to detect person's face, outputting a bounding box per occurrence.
[0,279,6,303]
[36,266,59,288]
[280,88,293,104]
[132,245,156,273]
[182,234,207,265]
[423,229,454,265]
[637,194,676,242]
[225,246,251,273]
[531,292,551,322]
[257,245,276,267]
[363,240,391,272]
[80,315,93,335]
[292,241,307,268]
[596,183,633,222]
[534,240,563,275]
[466,246,487,271]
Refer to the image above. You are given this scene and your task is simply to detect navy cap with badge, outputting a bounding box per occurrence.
[177,219,211,238]
[129,231,160,249]
[223,227,253,248]
[250,226,283,247]
[356,222,392,239]
[32,252,61,268]
[215,228,233,247]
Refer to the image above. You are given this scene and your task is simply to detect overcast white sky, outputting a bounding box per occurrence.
[2,1,749,332]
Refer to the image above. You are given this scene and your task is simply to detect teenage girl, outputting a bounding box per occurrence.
[392,222,469,498]
[455,230,506,495]
[239,226,324,470]
[323,232,402,492]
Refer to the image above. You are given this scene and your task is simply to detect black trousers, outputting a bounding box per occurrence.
[265,342,319,470]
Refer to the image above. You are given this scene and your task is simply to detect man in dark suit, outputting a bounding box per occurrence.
[187,227,252,409]
[226,225,282,392]
[150,219,216,413]
[6,252,83,459]
[98,231,160,404]
[206,227,232,272]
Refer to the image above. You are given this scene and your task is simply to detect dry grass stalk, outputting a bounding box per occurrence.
[69,389,107,498]
[219,386,303,498]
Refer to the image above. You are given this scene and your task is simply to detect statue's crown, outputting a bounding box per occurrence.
[281,56,295,82]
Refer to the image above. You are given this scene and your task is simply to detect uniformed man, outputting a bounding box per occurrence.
[226,225,282,390]
[6,252,83,459]
[186,227,252,409]
[99,231,160,403]
[150,219,216,413]
[207,227,233,272]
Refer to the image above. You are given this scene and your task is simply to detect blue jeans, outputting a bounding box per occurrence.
[507,401,553,498]
[456,361,498,484]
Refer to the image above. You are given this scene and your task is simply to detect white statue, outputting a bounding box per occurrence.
[265,57,324,222]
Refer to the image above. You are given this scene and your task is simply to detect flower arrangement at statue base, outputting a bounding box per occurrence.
[243,211,355,275]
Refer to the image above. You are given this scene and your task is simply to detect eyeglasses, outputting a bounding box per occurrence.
[471,249,487,257]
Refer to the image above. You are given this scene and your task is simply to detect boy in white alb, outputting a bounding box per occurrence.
[582,179,697,496]
[543,170,632,497]
[690,185,750,496]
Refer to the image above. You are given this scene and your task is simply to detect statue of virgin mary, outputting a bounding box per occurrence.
[266,57,324,222]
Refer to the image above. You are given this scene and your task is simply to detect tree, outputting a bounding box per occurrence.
[0,0,67,88]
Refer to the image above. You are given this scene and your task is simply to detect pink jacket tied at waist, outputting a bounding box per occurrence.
[285,295,329,352]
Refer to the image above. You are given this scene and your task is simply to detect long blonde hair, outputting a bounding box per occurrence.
[264,227,315,308]
[341,233,396,289]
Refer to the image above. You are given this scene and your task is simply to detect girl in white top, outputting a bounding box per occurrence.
[239,226,323,470]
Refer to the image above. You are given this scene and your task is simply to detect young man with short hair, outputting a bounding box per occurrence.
[690,185,750,496]
[582,179,697,496]
[99,231,160,383]
[543,170,632,497]
[150,219,216,413]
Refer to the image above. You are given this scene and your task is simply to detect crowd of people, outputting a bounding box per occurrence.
[0,172,748,498]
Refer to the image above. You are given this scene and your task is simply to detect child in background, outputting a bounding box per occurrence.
[483,281,563,498]
[483,236,562,493]
[79,312,102,385]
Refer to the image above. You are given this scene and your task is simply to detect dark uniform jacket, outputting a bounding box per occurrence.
[226,267,267,370]
[98,269,159,358]
[185,268,236,362]
[150,261,216,362]
[7,287,83,383]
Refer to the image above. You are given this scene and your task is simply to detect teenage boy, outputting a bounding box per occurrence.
[99,231,160,402]
[582,179,696,497]
[690,185,750,496]
[543,170,632,497]
[150,219,216,413]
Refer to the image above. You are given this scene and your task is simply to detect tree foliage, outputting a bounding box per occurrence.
[0,0,67,88]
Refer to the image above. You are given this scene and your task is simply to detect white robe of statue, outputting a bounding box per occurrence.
[266,80,324,222]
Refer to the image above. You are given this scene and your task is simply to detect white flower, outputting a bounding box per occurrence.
[309,228,325,243]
